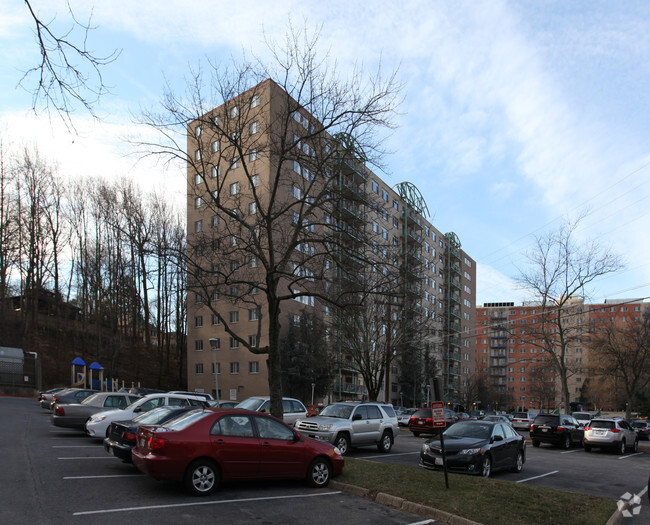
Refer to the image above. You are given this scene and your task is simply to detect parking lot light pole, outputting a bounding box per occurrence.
[209,338,220,404]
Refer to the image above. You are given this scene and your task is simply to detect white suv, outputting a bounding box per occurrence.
[85,393,208,438]
[583,418,639,454]
[235,396,308,426]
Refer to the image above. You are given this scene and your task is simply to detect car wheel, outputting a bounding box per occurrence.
[562,435,571,450]
[481,455,492,478]
[532,440,540,447]
[306,458,331,488]
[377,431,393,453]
[633,439,639,453]
[184,459,220,496]
[334,433,351,456]
[511,450,523,473]
[617,440,626,455]
[412,431,420,437]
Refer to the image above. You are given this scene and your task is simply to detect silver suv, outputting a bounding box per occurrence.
[583,418,639,454]
[235,396,308,426]
[294,402,399,455]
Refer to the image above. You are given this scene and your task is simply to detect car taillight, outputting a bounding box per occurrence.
[610,428,620,433]
[55,406,65,415]
[584,426,591,431]
[530,424,534,431]
[123,431,137,441]
[426,417,433,423]
[557,426,565,432]
[145,436,166,450]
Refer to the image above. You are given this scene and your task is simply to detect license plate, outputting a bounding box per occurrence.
[435,457,443,466]
[542,428,548,432]
[594,430,605,436]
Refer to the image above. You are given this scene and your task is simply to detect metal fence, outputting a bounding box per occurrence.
[0,354,37,393]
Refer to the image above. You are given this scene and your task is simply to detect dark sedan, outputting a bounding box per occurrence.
[46,388,99,410]
[132,408,344,495]
[420,420,525,477]
[104,406,194,462]
[530,414,584,449]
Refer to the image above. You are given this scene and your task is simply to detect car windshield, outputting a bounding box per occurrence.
[320,404,354,419]
[133,406,174,423]
[590,420,615,429]
[513,412,529,419]
[534,415,558,425]
[236,398,264,411]
[444,422,493,440]
[631,421,647,428]
[81,393,101,405]
[162,409,209,430]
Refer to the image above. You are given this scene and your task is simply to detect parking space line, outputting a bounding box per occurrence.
[73,490,342,516]
[516,470,559,483]
[58,456,115,460]
[560,449,582,454]
[64,474,144,480]
[619,452,643,460]
[52,445,98,448]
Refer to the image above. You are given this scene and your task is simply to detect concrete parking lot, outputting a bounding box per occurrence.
[1,396,434,525]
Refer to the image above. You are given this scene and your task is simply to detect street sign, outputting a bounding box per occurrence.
[430,401,446,427]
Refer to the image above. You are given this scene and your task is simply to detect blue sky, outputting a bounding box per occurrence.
[2,1,650,306]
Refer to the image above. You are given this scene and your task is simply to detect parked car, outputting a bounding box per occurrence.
[103,406,194,462]
[530,414,584,449]
[207,400,239,408]
[483,415,513,425]
[630,420,650,440]
[85,393,209,438]
[235,396,308,426]
[409,408,458,436]
[583,418,639,454]
[168,391,214,401]
[398,408,417,426]
[572,412,593,428]
[419,420,525,477]
[469,410,484,419]
[294,401,399,455]
[511,411,537,430]
[131,407,344,495]
[51,392,141,430]
[46,388,99,410]
[38,387,66,408]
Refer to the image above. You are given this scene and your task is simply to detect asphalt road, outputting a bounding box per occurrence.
[1,396,435,525]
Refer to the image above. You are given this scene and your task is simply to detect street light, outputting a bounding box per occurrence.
[311,383,316,406]
[209,338,220,404]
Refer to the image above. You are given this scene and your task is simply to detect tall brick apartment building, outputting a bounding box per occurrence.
[477,298,648,412]
[185,79,476,407]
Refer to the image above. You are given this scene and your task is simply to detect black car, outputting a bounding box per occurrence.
[48,388,99,410]
[530,414,584,449]
[103,406,194,462]
[419,420,525,477]
[630,420,650,441]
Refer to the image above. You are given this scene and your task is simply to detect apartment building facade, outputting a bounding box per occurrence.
[185,78,476,407]
[477,298,648,412]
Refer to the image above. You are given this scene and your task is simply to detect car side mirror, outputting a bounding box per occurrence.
[492,435,503,442]
[352,414,362,421]
[134,407,141,413]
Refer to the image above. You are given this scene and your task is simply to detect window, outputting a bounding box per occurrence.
[195,363,203,374]
[211,314,220,326]
[231,157,239,169]
[194,149,201,161]
[249,174,259,187]
[230,260,239,272]
[230,337,240,349]
[194,293,203,304]
[372,180,379,193]
[194,316,203,327]
[229,311,239,323]
[194,173,202,185]
[211,215,219,227]
[230,106,239,118]
[393,199,399,211]
[250,94,260,108]
[211,140,220,153]
[212,362,220,374]
[230,235,238,247]
[249,202,257,215]
[212,115,221,127]
[194,220,203,233]
[249,121,259,135]
[249,361,259,373]
[249,308,259,321]
[249,335,258,348]
[194,340,203,351]
[194,197,203,209]
[211,166,220,178]
[249,256,258,268]
[249,149,258,162]
[382,189,388,201]
[230,362,240,374]
[229,181,240,195]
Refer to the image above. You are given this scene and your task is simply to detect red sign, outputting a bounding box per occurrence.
[430,401,446,427]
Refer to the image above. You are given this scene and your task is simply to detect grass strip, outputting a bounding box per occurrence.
[337,458,616,525]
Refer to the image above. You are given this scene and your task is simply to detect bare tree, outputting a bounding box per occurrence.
[588,312,650,419]
[0,135,20,314]
[135,24,400,418]
[21,1,120,126]
[516,216,624,413]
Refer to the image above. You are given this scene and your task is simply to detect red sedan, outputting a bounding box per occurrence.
[131,407,344,496]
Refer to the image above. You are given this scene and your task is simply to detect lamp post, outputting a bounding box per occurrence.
[209,338,220,404]
[311,383,316,406]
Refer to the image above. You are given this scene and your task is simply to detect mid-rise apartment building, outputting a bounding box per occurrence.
[185,79,476,407]
[477,298,648,412]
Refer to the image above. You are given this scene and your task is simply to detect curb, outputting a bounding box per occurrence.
[329,480,484,525]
